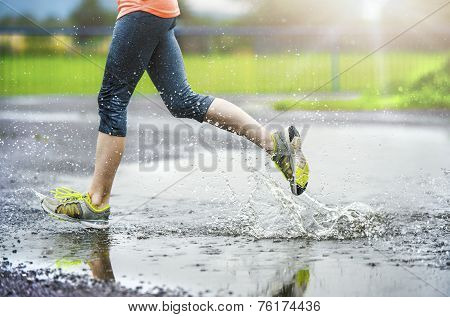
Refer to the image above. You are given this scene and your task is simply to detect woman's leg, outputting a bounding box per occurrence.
[204,98,273,153]
[88,134,125,208]
[148,24,307,196]
[89,13,175,207]
[147,29,273,154]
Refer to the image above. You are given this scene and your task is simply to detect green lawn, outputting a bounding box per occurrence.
[274,58,450,111]
[273,95,404,111]
[273,94,450,111]
[0,52,448,95]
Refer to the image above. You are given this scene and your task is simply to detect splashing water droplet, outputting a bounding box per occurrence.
[215,172,387,240]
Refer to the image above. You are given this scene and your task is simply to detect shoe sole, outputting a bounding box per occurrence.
[285,126,308,196]
[40,200,110,229]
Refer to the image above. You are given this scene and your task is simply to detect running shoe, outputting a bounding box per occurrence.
[40,187,110,229]
[271,126,309,195]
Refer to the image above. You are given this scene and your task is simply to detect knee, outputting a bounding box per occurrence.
[98,88,129,137]
[161,88,214,123]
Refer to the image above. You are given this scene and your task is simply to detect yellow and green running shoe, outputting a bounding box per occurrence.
[271,126,309,195]
[40,187,110,229]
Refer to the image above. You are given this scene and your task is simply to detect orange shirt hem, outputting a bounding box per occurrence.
[118,7,180,20]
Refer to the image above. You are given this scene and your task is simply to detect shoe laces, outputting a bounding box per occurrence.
[51,187,86,203]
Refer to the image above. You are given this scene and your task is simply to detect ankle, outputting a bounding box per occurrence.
[89,191,109,208]
[263,136,274,155]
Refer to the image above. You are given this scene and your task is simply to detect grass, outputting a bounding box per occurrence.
[0,52,448,96]
[403,59,450,109]
[273,59,450,111]
[273,95,407,111]
[274,94,450,111]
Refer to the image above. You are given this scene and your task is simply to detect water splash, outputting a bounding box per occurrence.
[30,188,46,201]
[18,182,387,241]
[219,172,387,240]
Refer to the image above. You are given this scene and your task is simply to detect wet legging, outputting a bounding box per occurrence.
[98,11,214,137]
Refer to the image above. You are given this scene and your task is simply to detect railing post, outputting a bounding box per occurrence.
[331,48,340,92]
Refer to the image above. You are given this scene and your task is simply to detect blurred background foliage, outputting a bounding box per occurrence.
[1,0,449,28]
[0,0,448,109]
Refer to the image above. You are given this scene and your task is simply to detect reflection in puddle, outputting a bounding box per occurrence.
[53,230,115,282]
[273,268,310,297]
[50,229,313,296]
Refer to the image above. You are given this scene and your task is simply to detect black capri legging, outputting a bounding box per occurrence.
[98,11,214,137]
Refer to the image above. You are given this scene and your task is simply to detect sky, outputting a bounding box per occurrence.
[0,0,248,20]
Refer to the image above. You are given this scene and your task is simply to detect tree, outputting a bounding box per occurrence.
[241,0,358,26]
[69,0,115,27]
[177,0,217,25]
[241,0,450,28]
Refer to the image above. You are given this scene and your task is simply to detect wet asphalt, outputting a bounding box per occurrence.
[0,95,449,296]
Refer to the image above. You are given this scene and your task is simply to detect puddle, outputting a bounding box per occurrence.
[1,114,449,296]
[0,111,86,123]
